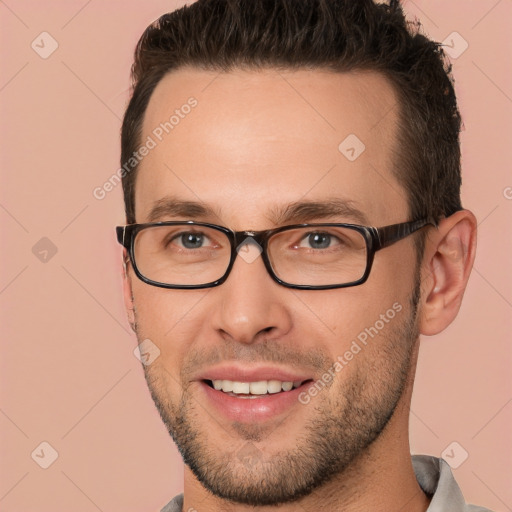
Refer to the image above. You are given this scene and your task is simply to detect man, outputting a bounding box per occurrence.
[116,1,491,510]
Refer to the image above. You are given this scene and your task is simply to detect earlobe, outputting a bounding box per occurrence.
[122,249,137,333]
[419,210,477,336]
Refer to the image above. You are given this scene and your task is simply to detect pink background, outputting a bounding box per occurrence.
[1,1,511,511]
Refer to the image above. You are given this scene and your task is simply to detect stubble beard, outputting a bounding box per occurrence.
[138,278,421,506]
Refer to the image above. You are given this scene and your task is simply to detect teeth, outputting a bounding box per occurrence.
[249,381,268,395]
[222,380,233,392]
[268,380,283,394]
[281,381,293,392]
[232,381,250,394]
[211,379,304,395]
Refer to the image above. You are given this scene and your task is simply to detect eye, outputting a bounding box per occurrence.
[173,231,211,249]
[298,232,340,250]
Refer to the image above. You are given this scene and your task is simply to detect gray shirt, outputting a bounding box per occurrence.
[161,455,493,511]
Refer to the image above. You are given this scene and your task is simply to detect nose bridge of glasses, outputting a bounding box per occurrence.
[233,229,268,249]
[233,231,266,266]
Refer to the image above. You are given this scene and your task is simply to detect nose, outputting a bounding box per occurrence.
[211,239,293,345]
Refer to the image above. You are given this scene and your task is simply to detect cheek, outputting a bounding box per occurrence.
[132,281,210,361]
[294,254,416,354]
[296,288,399,340]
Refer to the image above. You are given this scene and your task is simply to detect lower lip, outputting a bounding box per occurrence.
[199,381,309,423]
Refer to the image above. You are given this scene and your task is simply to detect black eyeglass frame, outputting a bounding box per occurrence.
[116,218,436,290]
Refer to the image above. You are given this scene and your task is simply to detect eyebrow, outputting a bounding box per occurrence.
[147,196,222,223]
[268,198,369,225]
[146,196,369,226]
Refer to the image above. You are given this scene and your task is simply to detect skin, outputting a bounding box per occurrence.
[122,67,477,511]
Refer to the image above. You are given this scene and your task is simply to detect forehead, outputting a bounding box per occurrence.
[136,67,408,226]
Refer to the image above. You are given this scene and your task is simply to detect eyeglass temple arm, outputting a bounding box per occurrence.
[373,218,437,250]
[116,226,129,248]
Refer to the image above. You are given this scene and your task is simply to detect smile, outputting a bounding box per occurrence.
[199,376,314,422]
[206,379,308,397]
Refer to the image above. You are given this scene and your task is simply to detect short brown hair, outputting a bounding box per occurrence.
[121,0,462,230]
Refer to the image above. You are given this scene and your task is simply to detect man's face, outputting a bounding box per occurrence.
[127,68,421,505]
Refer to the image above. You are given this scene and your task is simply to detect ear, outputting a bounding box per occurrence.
[122,248,137,333]
[419,210,477,336]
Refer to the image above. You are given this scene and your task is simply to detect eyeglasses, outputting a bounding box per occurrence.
[116,219,435,290]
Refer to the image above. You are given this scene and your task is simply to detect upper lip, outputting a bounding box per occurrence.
[195,364,314,383]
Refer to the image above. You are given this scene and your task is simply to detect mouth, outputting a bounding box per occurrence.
[203,378,312,398]
[198,375,315,423]
[196,365,316,422]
